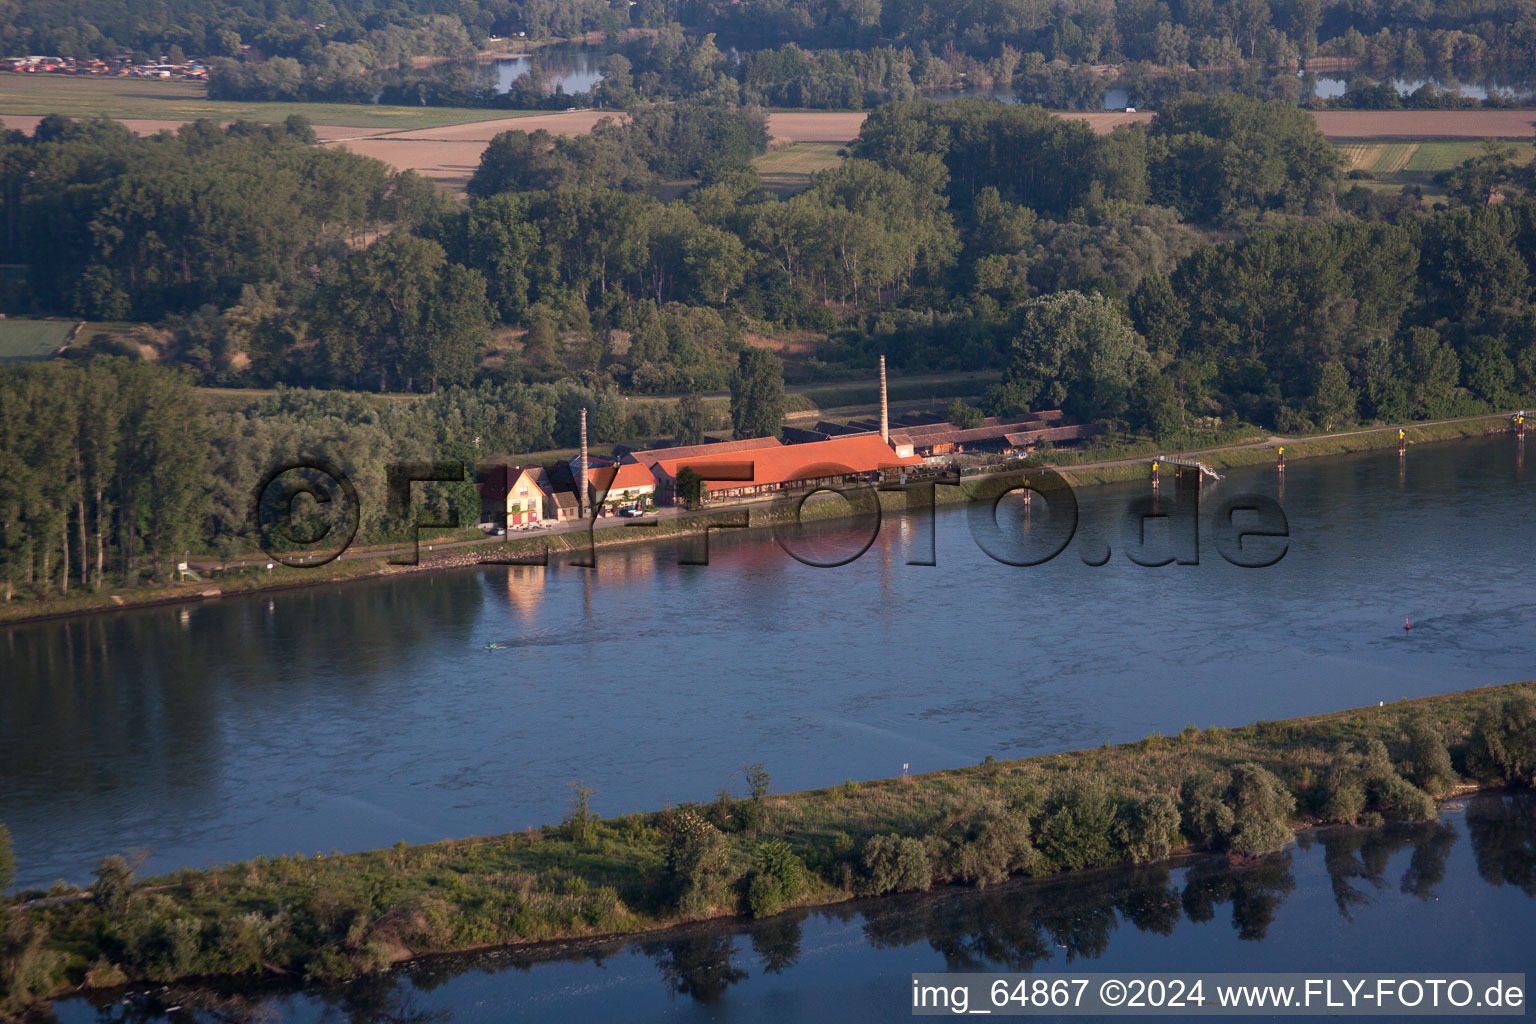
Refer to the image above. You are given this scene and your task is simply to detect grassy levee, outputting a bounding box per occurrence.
[1041,413,1517,488]
[4,679,1534,1017]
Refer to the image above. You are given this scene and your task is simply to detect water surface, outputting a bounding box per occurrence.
[3,436,1534,888]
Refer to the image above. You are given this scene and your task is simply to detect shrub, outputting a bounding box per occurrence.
[860,834,931,895]
[217,912,286,973]
[1467,693,1536,785]
[1179,775,1236,849]
[1036,780,1117,871]
[93,856,135,915]
[0,915,68,1016]
[747,838,806,917]
[83,958,128,988]
[661,808,732,916]
[0,822,13,897]
[1319,780,1367,824]
[1225,763,1295,856]
[938,800,1039,886]
[1404,715,1458,798]
[758,839,804,898]
[747,873,784,918]
[733,798,767,833]
[1359,738,1395,784]
[303,945,355,983]
[1114,793,1182,863]
[564,781,598,846]
[1374,773,1437,822]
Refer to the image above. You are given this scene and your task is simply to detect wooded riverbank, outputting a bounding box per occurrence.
[3,679,1533,1019]
[0,410,1520,628]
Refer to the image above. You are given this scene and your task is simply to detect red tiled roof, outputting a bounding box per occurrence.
[589,462,656,493]
[650,434,922,493]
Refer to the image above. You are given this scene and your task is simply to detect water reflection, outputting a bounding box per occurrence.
[1468,792,1536,895]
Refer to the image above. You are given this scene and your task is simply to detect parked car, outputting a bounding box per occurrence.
[620,507,646,517]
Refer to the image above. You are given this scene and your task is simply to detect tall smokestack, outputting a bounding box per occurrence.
[879,355,889,444]
[579,407,589,517]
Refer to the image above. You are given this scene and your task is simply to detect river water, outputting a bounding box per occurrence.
[3,435,1534,892]
[44,794,1536,1022]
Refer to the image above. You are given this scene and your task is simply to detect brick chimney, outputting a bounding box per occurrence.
[579,407,589,517]
[879,354,889,444]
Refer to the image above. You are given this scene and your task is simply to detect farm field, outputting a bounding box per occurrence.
[1337,139,1533,198]
[4,81,1533,189]
[0,74,526,132]
[0,318,75,361]
[1310,109,1536,140]
[754,142,846,194]
[324,110,621,186]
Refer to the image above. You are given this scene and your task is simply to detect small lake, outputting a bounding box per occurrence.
[3,434,1534,891]
[45,793,1536,1022]
[1307,72,1536,102]
[483,47,605,95]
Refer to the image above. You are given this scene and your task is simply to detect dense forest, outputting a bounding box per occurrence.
[4,92,1536,596]
[10,0,1536,70]
[0,363,706,592]
[8,0,1536,110]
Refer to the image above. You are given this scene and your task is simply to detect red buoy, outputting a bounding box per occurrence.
[1404,615,1411,633]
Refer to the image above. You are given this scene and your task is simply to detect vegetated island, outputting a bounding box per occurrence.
[0,409,1519,628]
[2,680,1533,1019]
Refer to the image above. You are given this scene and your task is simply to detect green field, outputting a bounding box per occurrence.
[1335,139,1534,202]
[0,74,525,131]
[0,318,75,361]
[1404,140,1505,172]
[753,142,846,195]
[1337,139,1533,176]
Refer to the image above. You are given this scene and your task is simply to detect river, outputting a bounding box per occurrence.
[3,434,1533,892]
[42,794,1536,1022]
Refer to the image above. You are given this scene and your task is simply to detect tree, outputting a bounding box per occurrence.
[683,225,749,304]
[1403,328,1461,418]
[1439,141,1526,207]
[313,235,491,391]
[521,319,559,372]
[1225,763,1295,856]
[674,394,709,446]
[662,808,731,915]
[995,291,1151,421]
[1462,336,1515,406]
[676,466,707,506]
[744,762,771,800]
[1467,692,1536,785]
[944,399,984,428]
[0,821,14,896]
[1037,779,1117,870]
[729,349,786,439]
[1147,94,1341,222]
[92,855,134,915]
[1136,372,1184,441]
[1308,361,1356,431]
[565,780,598,846]
[860,834,931,894]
